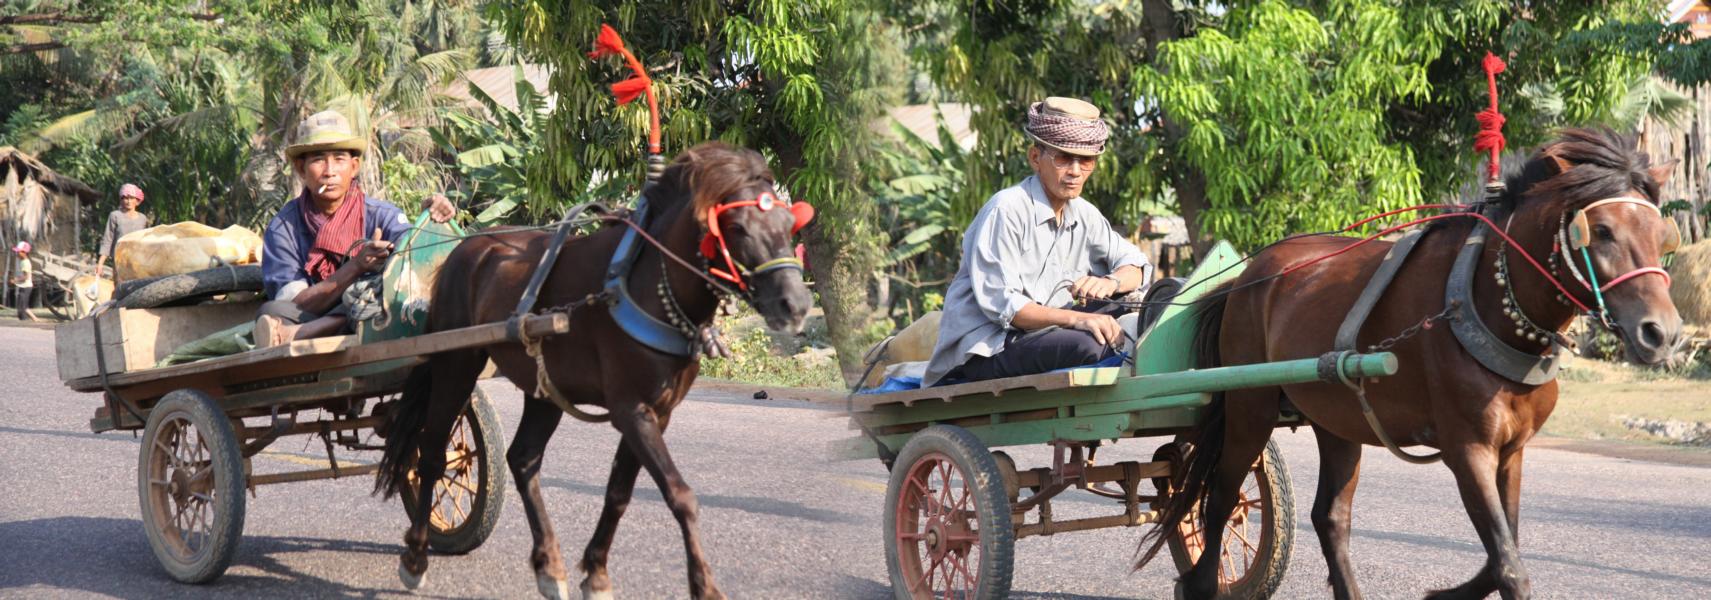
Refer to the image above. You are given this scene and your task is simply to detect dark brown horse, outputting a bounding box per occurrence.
[375,142,812,600]
[1139,128,1682,600]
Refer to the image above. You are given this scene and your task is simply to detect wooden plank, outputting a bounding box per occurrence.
[845,367,1119,413]
[56,301,261,381]
[69,312,568,395]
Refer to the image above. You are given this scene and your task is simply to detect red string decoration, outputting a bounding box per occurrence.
[1473,51,1507,182]
[588,24,661,154]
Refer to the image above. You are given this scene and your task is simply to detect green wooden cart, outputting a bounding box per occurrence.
[835,242,1398,600]
[53,212,565,585]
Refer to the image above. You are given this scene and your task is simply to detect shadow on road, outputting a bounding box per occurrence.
[0,516,448,598]
[541,476,866,525]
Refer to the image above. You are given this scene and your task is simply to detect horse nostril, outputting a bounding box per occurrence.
[1638,320,1666,350]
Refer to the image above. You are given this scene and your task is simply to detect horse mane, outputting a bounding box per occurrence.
[649,141,775,225]
[1501,127,1666,210]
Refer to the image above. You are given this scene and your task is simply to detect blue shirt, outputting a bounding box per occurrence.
[261,197,414,300]
[923,176,1152,386]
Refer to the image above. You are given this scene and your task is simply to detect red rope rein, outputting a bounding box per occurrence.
[1272,206,1594,313]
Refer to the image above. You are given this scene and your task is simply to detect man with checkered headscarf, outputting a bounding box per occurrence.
[923,97,1155,386]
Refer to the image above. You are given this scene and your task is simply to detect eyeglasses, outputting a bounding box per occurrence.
[1046,150,1098,171]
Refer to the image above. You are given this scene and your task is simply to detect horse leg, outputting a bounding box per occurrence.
[506,396,570,599]
[1425,444,1530,600]
[611,406,724,600]
[576,442,641,600]
[1311,424,1366,600]
[1497,446,1524,545]
[1180,389,1280,600]
[399,351,484,590]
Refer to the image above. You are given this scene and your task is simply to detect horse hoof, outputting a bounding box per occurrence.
[580,578,615,600]
[535,573,572,600]
[398,563,427,592]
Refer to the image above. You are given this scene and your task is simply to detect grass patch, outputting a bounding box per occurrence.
[1549,359,1711,444]
[699,322,847,390]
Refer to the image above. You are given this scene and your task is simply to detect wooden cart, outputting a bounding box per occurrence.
[52,213,555,584]
[836,242,1399,599]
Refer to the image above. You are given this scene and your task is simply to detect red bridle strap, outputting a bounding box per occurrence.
[700,192,814,291]
[1598,266,1669,293]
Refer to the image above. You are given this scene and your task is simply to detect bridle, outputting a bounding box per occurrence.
[698,190,816,292]
[1552,196,1677,325]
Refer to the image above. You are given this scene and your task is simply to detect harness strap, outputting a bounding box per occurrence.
[1599,266,1669,292]
[1335,229,1426,352]
[1328,231,1443,464]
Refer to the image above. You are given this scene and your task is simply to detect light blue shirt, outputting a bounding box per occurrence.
[923,176,1152,386]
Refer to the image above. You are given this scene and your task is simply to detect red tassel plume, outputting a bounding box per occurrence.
[588,24,626,60]
[610,76,651,106]
[1474,52,1507,181]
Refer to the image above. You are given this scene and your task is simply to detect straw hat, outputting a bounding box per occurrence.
[284,110,367,160]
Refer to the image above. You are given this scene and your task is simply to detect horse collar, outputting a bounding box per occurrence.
[604,195,698,357]
[1445,207,1563,385]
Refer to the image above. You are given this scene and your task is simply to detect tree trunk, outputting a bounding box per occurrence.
[1140,0,1214,259]
[774,147,881,387]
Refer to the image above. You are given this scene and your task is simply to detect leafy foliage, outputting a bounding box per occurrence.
[485,0,908,381]
[894,0,1660,252]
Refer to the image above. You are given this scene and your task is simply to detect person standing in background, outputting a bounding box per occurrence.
[95,183,151,283]
[10,241,37,322]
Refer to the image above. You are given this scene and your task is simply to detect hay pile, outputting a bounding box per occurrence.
[860,311,941,388]
[1670,240,1711,327]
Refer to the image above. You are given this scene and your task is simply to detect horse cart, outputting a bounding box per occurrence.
[51,213,541,584]
[836,242,1400,599]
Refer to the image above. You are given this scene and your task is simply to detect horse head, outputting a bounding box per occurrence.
[669,142,814,334]
[1511,128,1682,365]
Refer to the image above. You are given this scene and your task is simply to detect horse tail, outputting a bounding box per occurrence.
[374,362,434,499]
[1134,281,1233,571]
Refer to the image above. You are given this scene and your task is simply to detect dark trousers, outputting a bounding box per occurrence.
[14,287,32,318]
[955,302,1126,383]
[258,299,349,325]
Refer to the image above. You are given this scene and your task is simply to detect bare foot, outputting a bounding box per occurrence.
[254,315,300,348]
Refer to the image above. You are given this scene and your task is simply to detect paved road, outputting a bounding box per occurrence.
[2,324,1708,599]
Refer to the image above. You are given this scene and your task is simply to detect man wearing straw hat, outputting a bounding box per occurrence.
[923,97,1154,386]
[254,110,457,346]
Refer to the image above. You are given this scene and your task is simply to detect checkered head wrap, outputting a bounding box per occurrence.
[1025,101,1109,156]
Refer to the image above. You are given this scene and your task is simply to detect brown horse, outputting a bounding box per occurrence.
[1138,128,1682,600]
[375,142,812,600]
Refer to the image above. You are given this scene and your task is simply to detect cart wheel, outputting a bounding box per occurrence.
[1158,438,1294,599]
[884,425,1013,600]
[137,389,246,584]
[401,387,507,554]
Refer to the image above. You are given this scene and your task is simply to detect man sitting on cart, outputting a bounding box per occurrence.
[922,97,1153,386]
[254,110,457,346]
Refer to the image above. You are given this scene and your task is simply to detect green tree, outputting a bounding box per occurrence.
[486,0,907,382]
[895,0,1659,253]
[0,0,488,233]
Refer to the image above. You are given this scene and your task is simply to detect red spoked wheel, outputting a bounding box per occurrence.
[884,425,1013,600]
[1157,438,1295,599]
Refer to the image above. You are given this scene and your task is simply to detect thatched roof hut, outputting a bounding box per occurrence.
[1,145,97,249]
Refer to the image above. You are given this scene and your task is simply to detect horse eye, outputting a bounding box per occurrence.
[1594,225,1615,242]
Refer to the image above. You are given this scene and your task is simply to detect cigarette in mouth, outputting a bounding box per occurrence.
[317,185,328,195]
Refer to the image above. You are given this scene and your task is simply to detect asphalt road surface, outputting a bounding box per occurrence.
[3,324,1708,599]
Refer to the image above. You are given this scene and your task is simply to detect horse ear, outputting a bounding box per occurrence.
[1649,159,1680,187]
[790,201,816,234]
[1543,147,1574,175]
